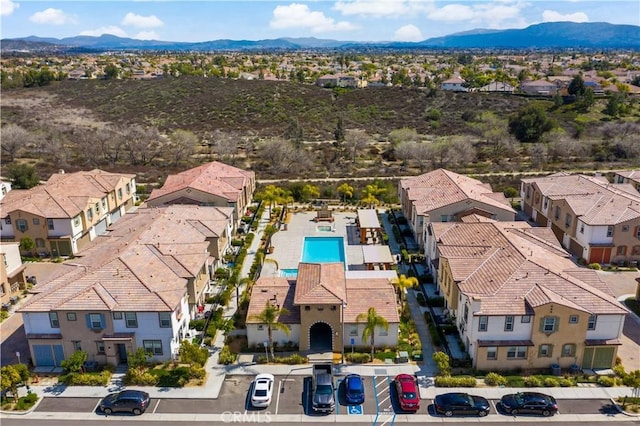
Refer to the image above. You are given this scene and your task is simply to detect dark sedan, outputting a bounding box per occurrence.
[344,374,365,405]
[99,390,150,415]
[499,392,558,417]
[434,392,490,417]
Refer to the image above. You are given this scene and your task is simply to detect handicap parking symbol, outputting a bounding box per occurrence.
[348,405,363,415]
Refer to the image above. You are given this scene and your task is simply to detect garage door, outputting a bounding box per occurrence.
[33,344,65,367]
[95,218,108,235]
[581,347,615,369]
[110,209,122,223]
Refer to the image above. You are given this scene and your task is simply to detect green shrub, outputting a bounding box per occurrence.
[425,108,442,121]
[15,393,38,411]
[524,376,543,387]
[346,353,371,363]
[588,263,601,270]
[613,364,626,378]
[543,377,559,387]
[272,354,306,365]
[427,323,441,346]
[60,371,111,386]
[432,351,451,376]
[435,376,476,387]
[597,376,616,387]
[124,371,159,386]
[218,345,236,365]
[189,366,206,379]
[416,292,426,306]
[484,372,507,386]
[189,319,206,331]
[428,296,445,307]
[559,378,574,387]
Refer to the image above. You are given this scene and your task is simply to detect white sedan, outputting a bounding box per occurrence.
[251,373,275,408]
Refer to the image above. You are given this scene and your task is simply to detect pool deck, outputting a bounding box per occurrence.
[265,210,366,275]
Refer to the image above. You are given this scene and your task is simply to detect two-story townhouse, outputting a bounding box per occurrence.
[0,181,11,200]
[440,76,468,92]
[246,263,399,353]
[18,205,234,367]
[0,242,27,305]
[0,169,136,257]
[146,161,255,225]
[430,218,626,371]
[615,170,640,193]
[521,173,640,265]
[398,169,515,252]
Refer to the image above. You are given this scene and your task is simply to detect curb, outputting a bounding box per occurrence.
[611,398,640,417]
[0,392,43,416]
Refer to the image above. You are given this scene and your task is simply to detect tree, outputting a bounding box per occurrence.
[333,116,345,144]
[337,183,354,203]
[508,104,555,143]
[388,128,419,147]
[575,88,595,113]
[567,74,586,96]
[344,129,370,163]
[258,185,290,216]
[178,340,209,367]
[432,351,451,376]
[167,129,198,166]
[7,163,40,189]
[284,117,304,148]
[0,364,30,403]
[103,64,119,79]
[0,124,30,161]
[19,237,36,256]
[250,301,290,359]
[355,307,389,360]
[391,274,418,311]
[361,182,386,208]
[61,350,87,373]
[300,184,320,203]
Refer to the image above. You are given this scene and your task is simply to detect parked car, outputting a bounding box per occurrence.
[434,392,490,417]
[394,374,420,412]
[251,373,275,408]
[99,390,150,415]
[344,374,365,405]
[499,392,558,416]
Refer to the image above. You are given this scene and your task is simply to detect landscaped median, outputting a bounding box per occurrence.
[1,363,39,413]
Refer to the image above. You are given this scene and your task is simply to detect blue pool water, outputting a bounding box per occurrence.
[302,237,346,263]
[280,268,298,277]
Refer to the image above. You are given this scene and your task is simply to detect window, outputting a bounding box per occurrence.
[349,325,358,336]
[379,327,388,336]
[95,202,100,213]
[607,226,614,237]
[521,315,531,323]
[16,219,28,232]
[588,315,597,330]
[36,238,45,248]
[440,215,448,222]
[622,225,629,232]
[538,344,553,358]
[486,347,497,360]
[4,217,10,224]
[463,305,469,323]
[67,312,77,321]
[73,216,80,227]
[554,206,560,220]
[159,312,171,328]
[102,199,107,210]
[543,198,548,209]
[617,246,627,256]
[113,312,123,320]
[73,341,82,352]
[562,344,576,357]
[569,315,578,324]
[636,227,640,239]
[143,340,163,356]
[478,316,488,332]
[117,188,123,200]
[47,218,54,230]
[541,316,558,334]
[304,306,310,311]
[504,315,514,332]
[526,187,531,199]
[565,213,572,228]
[125,312,138,328]
[257,325,264,330]
[506,346,527,359]
[32,218,40,225]
[126,183,131,194]
[87,313,104,330]
[633,245,640,256]
[96,341,105,354]
[49,312,59,328]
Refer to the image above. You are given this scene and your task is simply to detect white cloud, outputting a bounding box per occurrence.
[1,0,19,16]
[542,10,589,23]
[79,26,128,38]
[425,1,528,29]
[29,8,76,25]
[270,3,357,33]
[334,0,430,17]
[427,4,474,22]
[134,31,160,40]
[393,24,423,41]
[121,12,163,28]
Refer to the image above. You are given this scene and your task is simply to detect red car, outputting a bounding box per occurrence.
[394,374,420,412]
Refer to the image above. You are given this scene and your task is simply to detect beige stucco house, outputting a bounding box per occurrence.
[0,242,27,305]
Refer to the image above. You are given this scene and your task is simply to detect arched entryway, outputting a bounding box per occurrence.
[309,322,333,352]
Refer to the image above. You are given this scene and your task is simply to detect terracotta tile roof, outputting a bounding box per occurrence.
[246,277,300,324]
[18,206,228,314]
[433,221,626,317]
[400,169,514,216]
[344,278,399,323]
[294,263,347,304]
[147,161,254,204]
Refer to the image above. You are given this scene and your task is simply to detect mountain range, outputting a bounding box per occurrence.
[2,22,639,53]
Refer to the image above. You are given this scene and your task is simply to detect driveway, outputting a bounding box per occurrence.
[596,270,640,372]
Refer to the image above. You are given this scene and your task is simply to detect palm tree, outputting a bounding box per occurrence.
[355,307,389,361]
[392,274,418,311]
[250,301,290,359]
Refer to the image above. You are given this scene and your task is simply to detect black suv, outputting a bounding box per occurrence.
[499,392,558,416]
[99,390,150,415]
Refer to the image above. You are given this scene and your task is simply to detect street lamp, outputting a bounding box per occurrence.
[341,300,347,364]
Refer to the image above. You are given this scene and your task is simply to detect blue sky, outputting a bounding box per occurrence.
[1,1,639,43]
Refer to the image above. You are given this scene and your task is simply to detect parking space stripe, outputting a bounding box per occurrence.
[92,399,101,415]
[275,378,282,414]
[152,399,161,414]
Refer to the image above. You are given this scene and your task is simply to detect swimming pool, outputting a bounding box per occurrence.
[280,268,298,277]
[302,236,346,263]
